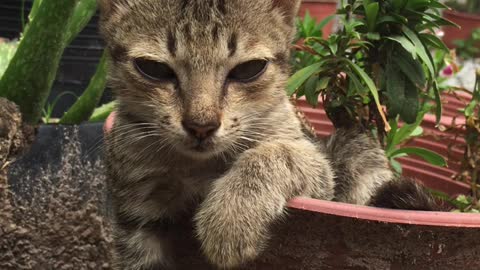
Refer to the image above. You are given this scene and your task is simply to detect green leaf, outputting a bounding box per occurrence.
[365,2,380,32]
[304,74,319,106]
[405,0,430,10]
[376,15,402,25]
[314,15,336,34]
[392,46,425,88]
[0,41,18,79]
[433,81,443,126]
[389,147,446,167]
[386,57,420,124]
[366,32,381,40]
[342,58,390,129]
[399,80,419,124]
[64,0,98,45]
[59,50,108,124]
[420,33,449,53]
[390,158,403,174]
[89,101,116,123]
[465,100,477,117]
[402,26,435,78]
[392,0,408,11]
[386,36,417,59]
[345,70,367,96]
[391,103,431,148]
[287,60,328,96]
[422,11,460,28]
[386,60,406,118]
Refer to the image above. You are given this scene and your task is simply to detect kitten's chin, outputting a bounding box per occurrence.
[175,140,225,160]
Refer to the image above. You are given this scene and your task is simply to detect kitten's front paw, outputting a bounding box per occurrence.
[194,198,268,269]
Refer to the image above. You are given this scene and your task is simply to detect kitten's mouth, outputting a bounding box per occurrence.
[188,139,216,153]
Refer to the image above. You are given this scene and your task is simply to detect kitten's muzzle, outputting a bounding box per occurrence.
[182,120,220,142]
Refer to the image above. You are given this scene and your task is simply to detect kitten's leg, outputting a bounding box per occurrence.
[112,219,174,270]
[194,138,335,268]
[325,128,393,205]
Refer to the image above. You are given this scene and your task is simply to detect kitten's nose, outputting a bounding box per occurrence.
[182,120,220,140]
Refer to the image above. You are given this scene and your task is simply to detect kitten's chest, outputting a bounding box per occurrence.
[154,159,230,198]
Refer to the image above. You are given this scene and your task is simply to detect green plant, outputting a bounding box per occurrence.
[445,0,480,14]
[456,70,480,205]
[0,0,107,125]
[42,91,78,124]
[454,28,480,59]
[0,40,18,78]
[290,0,453,170]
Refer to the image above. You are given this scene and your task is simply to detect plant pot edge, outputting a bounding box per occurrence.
[288,197,480,228]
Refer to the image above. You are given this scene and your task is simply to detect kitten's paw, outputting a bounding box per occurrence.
[194,199,268,269]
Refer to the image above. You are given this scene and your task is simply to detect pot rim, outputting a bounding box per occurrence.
[288,197,480,228]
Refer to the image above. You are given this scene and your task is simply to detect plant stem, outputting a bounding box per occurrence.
[0,0,79,124]
[59,50,108,124]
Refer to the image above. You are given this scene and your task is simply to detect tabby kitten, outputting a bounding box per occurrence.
[99,0,396,269]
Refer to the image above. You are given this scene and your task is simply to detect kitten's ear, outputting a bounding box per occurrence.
[97,0,117,17]
[272,0,302,26]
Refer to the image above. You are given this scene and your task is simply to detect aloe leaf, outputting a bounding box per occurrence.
[65,0,98,45]
[0,41,18,79]
[89,101,116,123]
[0,0,80,124]
[59,50,108,124]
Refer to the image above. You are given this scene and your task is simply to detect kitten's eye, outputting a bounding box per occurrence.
[134,58,176,81]
[228,60,268,82]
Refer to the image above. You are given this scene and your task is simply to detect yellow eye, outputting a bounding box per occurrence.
[228,60,268,82]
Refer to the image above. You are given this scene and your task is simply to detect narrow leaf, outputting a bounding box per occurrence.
[388,147,446,167]
[287,60,327,96]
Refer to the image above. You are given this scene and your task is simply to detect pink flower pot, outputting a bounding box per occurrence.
[443,10,480,49]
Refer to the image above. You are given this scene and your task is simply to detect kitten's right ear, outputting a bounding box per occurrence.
[272,0,302,26]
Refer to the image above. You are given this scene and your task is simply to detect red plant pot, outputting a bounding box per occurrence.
[443,10,480,49]
[299,0,338,38]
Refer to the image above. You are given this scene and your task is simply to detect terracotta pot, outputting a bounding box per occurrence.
[443,10,480,49]
[299,0,338,38]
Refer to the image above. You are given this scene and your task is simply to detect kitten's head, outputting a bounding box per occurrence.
[99,0,300,159]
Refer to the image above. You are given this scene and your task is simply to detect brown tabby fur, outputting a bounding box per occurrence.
[99,1,400,269]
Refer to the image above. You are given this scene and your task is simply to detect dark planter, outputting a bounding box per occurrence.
[299,0,338,38]
[7,123,106,199]
[6,110,480,269]
[443,9,480,49]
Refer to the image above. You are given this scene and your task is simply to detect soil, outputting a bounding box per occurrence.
[0,98,112,270]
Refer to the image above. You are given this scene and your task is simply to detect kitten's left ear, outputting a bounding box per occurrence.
[97,0,123,17]
[272,0,302,26]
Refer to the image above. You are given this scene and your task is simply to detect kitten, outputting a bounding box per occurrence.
[99,0,433,269]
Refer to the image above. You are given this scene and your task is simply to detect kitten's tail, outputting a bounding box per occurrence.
[368,177,440,211]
